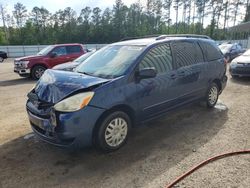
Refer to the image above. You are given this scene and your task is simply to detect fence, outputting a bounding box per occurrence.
[0,38,249,58]
[0,44,107,58]
[217,38,250,48]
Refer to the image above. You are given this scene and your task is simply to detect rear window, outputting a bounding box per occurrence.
[67,45,82,54]
[199,41,223,61]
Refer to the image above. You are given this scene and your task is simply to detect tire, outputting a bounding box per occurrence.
[31,65,46,80]
[0,57,4,62]
[206,83,219,108]
[94,111,131,152]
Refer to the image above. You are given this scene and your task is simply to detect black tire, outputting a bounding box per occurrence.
[0,57,4,62]
[94,111,131,152]
[206,82,219,108]
[31,65,46,80]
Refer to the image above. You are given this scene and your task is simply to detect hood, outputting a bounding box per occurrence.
[53,62,80,71]
[233,55,250,64]
[34,69,109,103]
[15,54,43,61]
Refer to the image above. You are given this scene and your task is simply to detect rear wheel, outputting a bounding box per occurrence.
[0,57,4,62]
[31,65,46,80]
[94,111,131,152]
[206,83,219,108]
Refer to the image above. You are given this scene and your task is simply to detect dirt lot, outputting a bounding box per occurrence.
[0,59,249,188]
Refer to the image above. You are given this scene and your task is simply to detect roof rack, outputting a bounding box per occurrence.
[120,34,211,42]
[120,35,161,41]
[155,34,211,40]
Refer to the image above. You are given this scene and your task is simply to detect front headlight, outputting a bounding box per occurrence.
[230,60,237,68]
[19,61,29,68]
[54,92,94,112]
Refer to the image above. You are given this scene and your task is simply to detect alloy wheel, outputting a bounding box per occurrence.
[35,67,45,79]
[208,86,218,105]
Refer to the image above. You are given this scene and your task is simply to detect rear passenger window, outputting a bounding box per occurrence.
[67,46,82,54]
[171,41,203,69]
[51,46,67,56]
[199,41,222,61]
[194,43,204,62]
[139,43,173,74]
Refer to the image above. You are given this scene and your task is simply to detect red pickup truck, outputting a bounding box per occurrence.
[14,43,85,79]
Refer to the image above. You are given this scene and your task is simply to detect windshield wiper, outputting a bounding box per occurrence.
[77,71,95,77]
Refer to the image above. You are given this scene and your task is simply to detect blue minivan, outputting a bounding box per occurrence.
[26,35,227,152]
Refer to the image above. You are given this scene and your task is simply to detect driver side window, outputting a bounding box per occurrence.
[51,46,67,56]
[139,43,173,74]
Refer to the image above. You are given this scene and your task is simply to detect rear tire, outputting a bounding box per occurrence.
[31,65,46,80]
[94,111,131,152]
[0,57,4,62]
[206,83,219,108]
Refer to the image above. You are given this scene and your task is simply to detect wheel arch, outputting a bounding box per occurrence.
[212,78,222,93]
[31,63,48,70]
[92,104,136,142]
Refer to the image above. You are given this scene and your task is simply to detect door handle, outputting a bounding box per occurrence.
[177,71,186,77]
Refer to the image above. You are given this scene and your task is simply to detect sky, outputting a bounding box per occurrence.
[1,0,141,14]
[0,0,244,27]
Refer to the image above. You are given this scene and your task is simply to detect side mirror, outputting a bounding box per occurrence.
[50,52,57,58]
[137,67,157,79]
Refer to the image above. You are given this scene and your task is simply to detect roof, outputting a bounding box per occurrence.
[229,21,250,32]
[52,43,83,47]
[112,35,213,46]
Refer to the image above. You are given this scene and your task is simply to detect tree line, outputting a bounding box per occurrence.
[0,0,249,45]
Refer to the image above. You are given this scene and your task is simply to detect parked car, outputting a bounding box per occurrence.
[26,35,227,152]
[229,49,250,78]
[14,43,85,79]
[219,43,245,62]
[0,51,8,62]
[53,49,96,71]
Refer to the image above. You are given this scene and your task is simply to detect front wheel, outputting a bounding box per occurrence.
[0,57,4,62]
[31,65,46,80]
[94,111,131,152]
[206,83,219,108]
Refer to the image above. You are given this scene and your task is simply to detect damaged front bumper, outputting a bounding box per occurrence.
[26,100,105,148]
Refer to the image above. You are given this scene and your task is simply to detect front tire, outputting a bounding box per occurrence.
[31,65,46,80]
[0,57,4,62]
[94,111,131,152]
[206,83,219,108]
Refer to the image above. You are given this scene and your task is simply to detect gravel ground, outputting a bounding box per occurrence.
[0,59,249,188]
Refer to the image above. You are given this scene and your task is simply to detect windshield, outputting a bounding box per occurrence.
[75,45,145,78]
[219,44,233,52]
[73,50,96,63]
[37,45,54,55]
[242,49,250,56]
